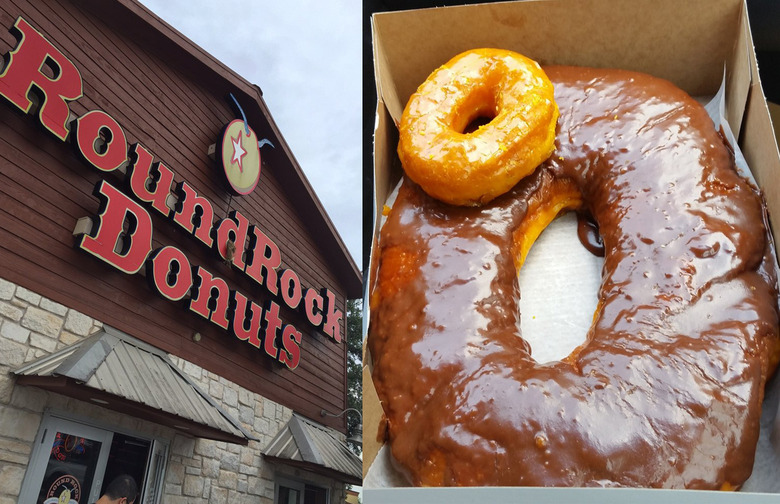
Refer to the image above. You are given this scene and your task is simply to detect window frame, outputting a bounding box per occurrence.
[275,474,330,504]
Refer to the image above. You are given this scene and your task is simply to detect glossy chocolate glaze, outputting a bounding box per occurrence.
[369,66,780,488]
[577,212,605,257]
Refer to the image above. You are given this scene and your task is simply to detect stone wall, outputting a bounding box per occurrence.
[0,278,347,503]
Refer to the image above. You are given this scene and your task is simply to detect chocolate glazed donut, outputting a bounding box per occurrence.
[369,66,780,488]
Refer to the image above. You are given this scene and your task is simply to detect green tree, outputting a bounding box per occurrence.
[346,298,363,455]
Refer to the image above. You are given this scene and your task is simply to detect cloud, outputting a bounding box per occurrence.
[139,0,362,267]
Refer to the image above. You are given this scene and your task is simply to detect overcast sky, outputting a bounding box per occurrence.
[139,0,362,268]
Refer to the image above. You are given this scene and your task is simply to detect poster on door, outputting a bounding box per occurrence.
[37,431,100,504]
[43,473,81,504]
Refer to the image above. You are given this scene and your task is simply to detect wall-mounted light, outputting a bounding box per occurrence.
[321,407,362,447]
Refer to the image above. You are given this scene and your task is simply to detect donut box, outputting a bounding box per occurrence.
[365,0,780,500]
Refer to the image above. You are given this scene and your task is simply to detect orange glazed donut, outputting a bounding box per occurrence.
[369,65,780,488]
[397,48,558,206]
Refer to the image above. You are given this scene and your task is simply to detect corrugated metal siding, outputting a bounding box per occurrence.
[88,340,243,436]
[13,339,86,377]
[265,428,303,462]
[14,327,247,440]
[264,414,361,480]
[299,416,362,480]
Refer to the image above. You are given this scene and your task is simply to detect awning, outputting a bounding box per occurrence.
[13,326,255,445]
[264,413,362,486]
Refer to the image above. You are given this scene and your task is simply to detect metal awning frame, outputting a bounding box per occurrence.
[13,326,256,445]
[263,413,362,486]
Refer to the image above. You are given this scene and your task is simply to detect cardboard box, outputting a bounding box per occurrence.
[365,0,780,498]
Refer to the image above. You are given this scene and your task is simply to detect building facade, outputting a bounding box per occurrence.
[0,0,362,503]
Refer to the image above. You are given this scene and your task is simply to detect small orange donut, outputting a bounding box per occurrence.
[397,48,559,206]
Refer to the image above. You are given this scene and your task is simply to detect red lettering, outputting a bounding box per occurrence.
[73,110,127,172]
[128,143,174,217]
[321,289,343,343]
[262,301,282,359]
[245,225,280,294]
[0,18,339,367]
[279,269,302,310]
[303,288,323,327]
[228,291,262,348]
[215,210,250,270]
[173,181,214,247]
[76,181,153,274]
[189,267,229,329]
[147,246,192,301]
[0,17,82,140]
[279,324,302,370]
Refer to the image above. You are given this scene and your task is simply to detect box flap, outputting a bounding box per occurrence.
[371,0,742,125]
[726,1,753,138]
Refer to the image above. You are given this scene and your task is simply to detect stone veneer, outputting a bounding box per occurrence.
[0,278,348,503]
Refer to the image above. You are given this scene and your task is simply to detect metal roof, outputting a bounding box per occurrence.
[264,413,362,485]
[13,326,255,444]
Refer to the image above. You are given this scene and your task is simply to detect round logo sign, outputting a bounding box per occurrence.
[44,474,81,504]
[220,119,261,195]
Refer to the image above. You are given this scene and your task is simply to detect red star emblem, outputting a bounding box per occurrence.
[231,132,247,172]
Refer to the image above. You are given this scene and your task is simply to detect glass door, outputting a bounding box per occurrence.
[20,413,168,504]
[140,440,168,504]
[23,418,113,504]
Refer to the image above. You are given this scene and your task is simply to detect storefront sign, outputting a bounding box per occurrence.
[0,17,344,370]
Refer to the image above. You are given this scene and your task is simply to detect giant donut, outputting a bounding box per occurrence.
[369,64,780,488]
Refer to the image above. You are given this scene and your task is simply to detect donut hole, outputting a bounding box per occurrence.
[518,212,604,364]
[453,87,499,134]
[463,113,495,134]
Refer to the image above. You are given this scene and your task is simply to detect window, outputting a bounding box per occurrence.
[276,476,329,504]
[278,485,301,504]
[18,413,168,504]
